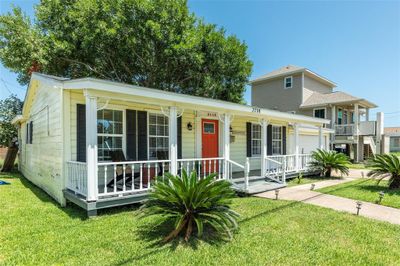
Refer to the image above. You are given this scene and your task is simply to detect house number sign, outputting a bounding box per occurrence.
[252,107,261,113]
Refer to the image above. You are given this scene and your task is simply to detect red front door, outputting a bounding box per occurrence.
[202,119,219,175]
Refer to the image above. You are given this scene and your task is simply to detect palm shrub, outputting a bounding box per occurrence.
[367,154,400,189]
[309,149,350,177]
[140,170,239,242]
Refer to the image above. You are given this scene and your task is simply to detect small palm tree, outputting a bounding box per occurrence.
[140,170,239,242]
[367,154,400,189]
[309,149,350,177]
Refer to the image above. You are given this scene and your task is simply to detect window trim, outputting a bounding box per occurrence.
[271,125,283,155]
[97,108,125,162]
[147,112,169,160]
[284,76,293,89]
[313,107,327,119]
[251,123,261,157]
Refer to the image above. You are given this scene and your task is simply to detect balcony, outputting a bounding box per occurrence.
[334,121,376,136]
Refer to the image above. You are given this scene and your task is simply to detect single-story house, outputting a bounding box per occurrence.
[13,73,331,216]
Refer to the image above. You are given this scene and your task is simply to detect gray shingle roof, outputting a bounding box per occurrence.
[300,91,361,108]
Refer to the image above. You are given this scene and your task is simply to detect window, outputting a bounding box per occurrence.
[284,76,292,89]
[251,124,261,156]
[337,109,343,124]
[390,137,400,150]
[272,126,282,155]
[314,108,326,119]
[203,122,215,134]
[148,113,169,160]
[97,109,123,161]
[26,121,33,144]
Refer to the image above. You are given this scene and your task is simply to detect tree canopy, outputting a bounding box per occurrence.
[0,95,23,146]
[0,0,253,103]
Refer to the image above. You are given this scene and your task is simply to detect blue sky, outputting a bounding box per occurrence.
[1,0,399,126]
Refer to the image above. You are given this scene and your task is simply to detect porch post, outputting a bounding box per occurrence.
[365,108,370,121]
[169,106,178,176]
[261,119,268,176]
[318,126,324,150]
[294,123,300,171]
[223,114,231,180]
[85,93,98,202]
[354,103,359,135]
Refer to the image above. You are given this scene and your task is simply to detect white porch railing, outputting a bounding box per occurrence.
[97,159,171,197]
[177,157,224,179]
[298,154,313,171]
[66,161,88,196]
[335,124,354,135]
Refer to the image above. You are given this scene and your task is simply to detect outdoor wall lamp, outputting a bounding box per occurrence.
[187,122,193,131]
[230,126,233,134]
[356,201,362,215]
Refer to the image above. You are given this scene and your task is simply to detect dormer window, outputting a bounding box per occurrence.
[284,76,292,89]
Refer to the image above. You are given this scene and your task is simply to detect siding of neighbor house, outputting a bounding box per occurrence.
[303,74,333,94]
[251,73,303,113]
[19,81,65,204]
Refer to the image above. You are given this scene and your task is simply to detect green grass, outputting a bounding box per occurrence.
[1,172,400,265]
[286,175,342,187]
[348,163,372,169]
[317,178,400,209]
[391,152,400,157]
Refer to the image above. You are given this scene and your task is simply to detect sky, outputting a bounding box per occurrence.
[1,0,399,126]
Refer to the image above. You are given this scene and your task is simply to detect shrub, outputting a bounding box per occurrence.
[140,170,239,242]
[309,149,349,177]
[367,154,400,189]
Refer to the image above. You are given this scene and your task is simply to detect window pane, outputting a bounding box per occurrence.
[148,113,169,160]
[203,123,215,134]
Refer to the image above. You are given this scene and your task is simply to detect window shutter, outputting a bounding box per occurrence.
[267,125,272,155]
[29,122,33,144]
[177,116,182,159]
[76,104,86,162]
[282,126,287,155]
[137,111,147,160]
[126,110,137,161]
[246,122,252,157]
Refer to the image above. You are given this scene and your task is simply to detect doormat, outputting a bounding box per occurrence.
[0,180,10,185]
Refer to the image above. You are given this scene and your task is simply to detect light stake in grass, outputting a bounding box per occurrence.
[311,183,315,190]
[378,191,385,204]
[356,201,362,215]
[361,171,364,178]
[275,189,280,200]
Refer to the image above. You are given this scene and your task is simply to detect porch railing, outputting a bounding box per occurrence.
[177,157,224,179]
[298,154,313,171]
[335,124,354,135]
[66,161,87,196]
[97,159,171,198]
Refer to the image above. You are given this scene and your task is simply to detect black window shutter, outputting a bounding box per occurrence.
[246,122,252,157]
[26,123,29,143]
[76,104,86,162]
[177,116,182,159]
[282,126,287,155]
[126,110,137,161]
[137,111,148,160]
[267,125,272,155]
[29,121,33,144]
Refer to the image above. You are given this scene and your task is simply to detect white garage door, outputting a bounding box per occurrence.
[298,135,319,154]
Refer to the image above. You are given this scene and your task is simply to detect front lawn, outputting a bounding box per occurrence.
[286,175,342,187]
[317,178,400,209]
[1,172,400,265]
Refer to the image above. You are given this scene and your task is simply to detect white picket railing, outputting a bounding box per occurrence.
[335,124,354,135]
[298,154,313,171]
[97,159,171,197]
[66,161,88,196]
[177,157,224,179]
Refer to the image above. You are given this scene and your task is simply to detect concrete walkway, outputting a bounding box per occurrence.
[256,174,400,225]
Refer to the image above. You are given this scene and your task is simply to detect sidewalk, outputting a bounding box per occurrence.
[256,175,400,225]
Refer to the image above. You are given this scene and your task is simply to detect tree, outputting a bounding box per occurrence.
[367,154,400,189]
[0,94,23,146]
[0,0,252,103]
[141,170,239,242]
[309,149,350,177]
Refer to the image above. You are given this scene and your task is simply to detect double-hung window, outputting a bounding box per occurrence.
[284,76,292,89]
[251,123,261,156]
[97,109,123,161]
[314,108,326,119]
[148,113,169,160]
[272,126,282,155]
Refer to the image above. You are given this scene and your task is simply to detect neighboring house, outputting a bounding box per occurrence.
[251,65,385,162]
[12,73,330,216]
[384,127,400,152]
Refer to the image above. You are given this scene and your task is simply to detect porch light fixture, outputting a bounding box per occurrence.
[230,126,233,134]
[275,189,280,200]
[186,122,193,131]
[310,183,315,190]
[378,191,385,204]
[356,201,362,215]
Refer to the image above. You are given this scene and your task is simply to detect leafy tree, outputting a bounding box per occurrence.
[0,95,23,146]
[309,149,350,177]
[0,0,252,103]
[367,154,400,189]
[141,170,239,242]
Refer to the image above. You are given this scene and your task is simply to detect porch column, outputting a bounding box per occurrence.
[318,126,324,150]
[169,106,178,175]
[354,103,359,135]
[294,123,300,171]
[261,119,268,176]
[223,114,231,180]
[331,106,336,149]
[85,93,98,202]
[365,108,370,121]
